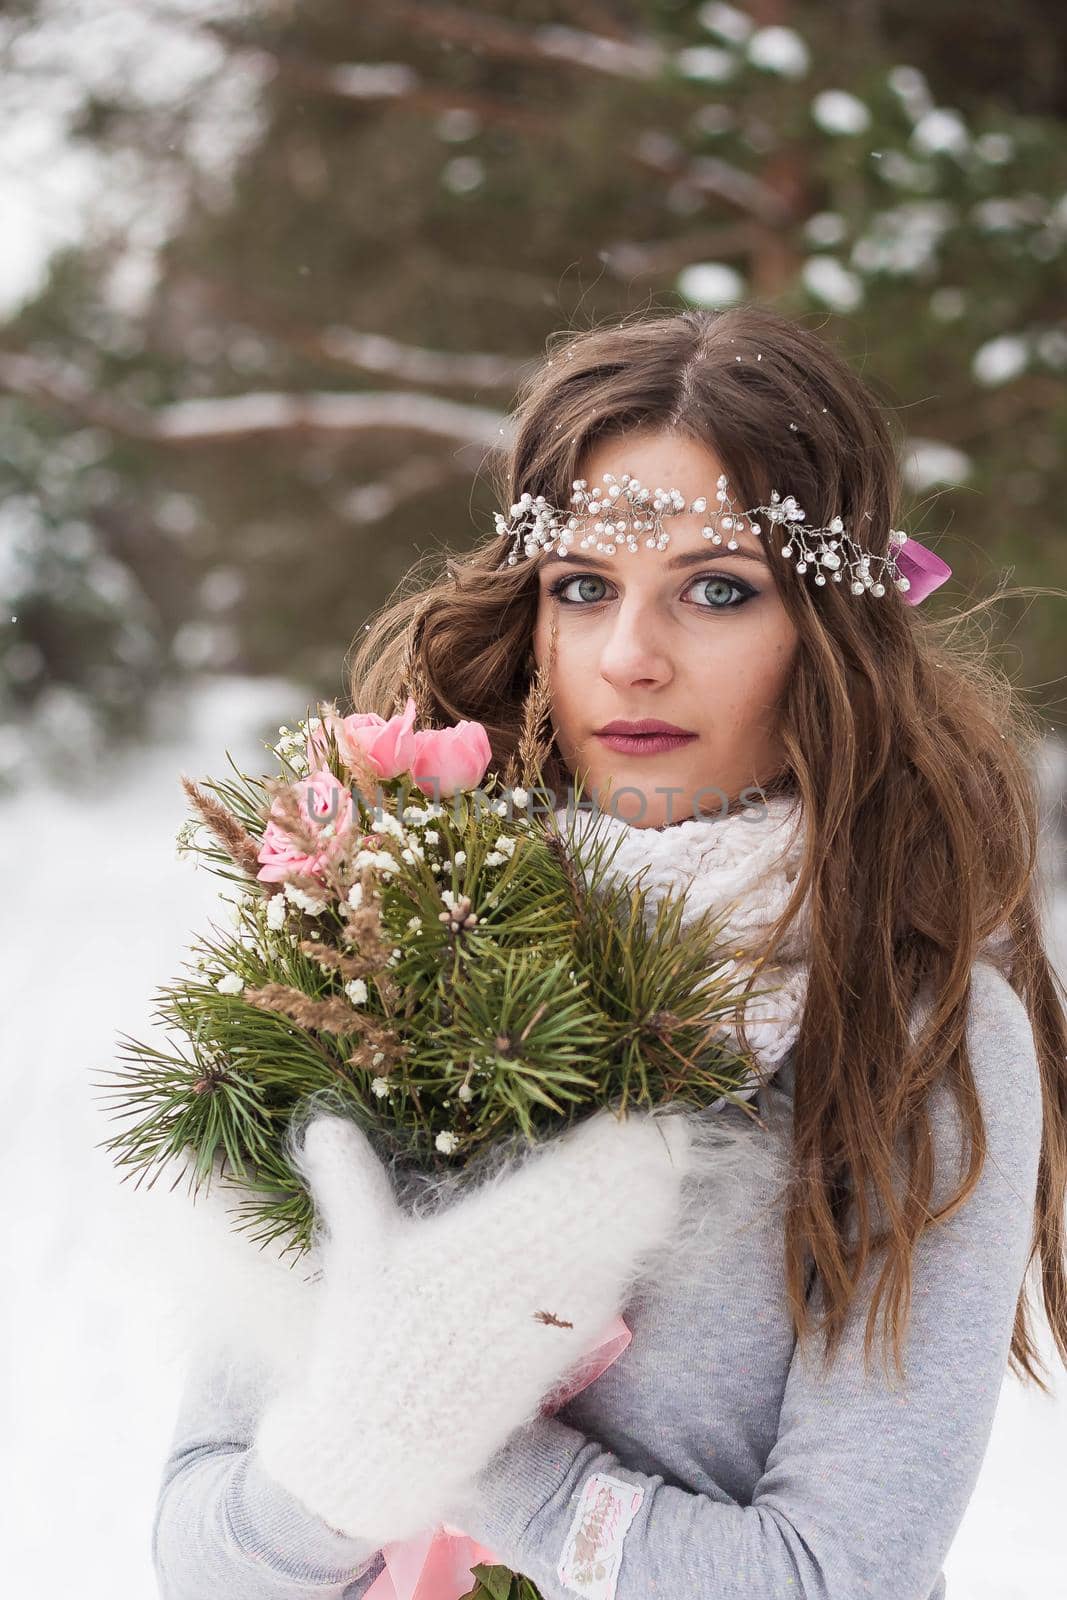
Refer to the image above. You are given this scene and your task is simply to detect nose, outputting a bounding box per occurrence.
[597,594,674,690]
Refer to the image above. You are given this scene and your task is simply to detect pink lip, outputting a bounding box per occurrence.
[596,720,696,736]
[595,731,697,756]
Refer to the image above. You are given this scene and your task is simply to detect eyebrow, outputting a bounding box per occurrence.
[537,545,768,572]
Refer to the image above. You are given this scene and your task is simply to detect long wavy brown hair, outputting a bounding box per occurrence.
[346,303,1067,1391]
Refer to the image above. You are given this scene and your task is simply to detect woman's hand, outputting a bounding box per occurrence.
[252,1105,693,1546]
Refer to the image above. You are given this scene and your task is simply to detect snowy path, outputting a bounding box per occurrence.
[2,675,1064,1595]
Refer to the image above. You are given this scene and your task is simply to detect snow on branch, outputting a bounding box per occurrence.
[0,350,511,448]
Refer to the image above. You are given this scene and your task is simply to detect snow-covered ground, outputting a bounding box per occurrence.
[1,674,1064,1596]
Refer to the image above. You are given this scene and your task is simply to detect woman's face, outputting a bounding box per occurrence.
[532,429,800,828]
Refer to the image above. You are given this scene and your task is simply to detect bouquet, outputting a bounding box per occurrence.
[97,686,780,1600]
[97,692,775,1259]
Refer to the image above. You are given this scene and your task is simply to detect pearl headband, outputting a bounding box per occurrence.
[495,471,952,604]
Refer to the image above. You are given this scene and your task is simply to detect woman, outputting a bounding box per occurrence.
[151,305,1067,1599]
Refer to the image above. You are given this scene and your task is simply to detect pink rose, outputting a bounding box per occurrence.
[410,719,493,799]
[256,768,354,883]
[307,697,419,783]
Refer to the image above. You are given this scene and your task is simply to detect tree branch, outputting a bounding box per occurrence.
[170,273,533,390]
[359,0,668,81]
[0,350,512,449]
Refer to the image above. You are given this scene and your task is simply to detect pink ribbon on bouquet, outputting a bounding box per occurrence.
[364,1313,633,1600]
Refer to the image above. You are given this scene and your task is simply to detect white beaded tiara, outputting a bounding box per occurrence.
[494,471,951,604]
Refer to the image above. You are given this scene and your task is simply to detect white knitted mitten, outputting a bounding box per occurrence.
[252,1106,693,1545]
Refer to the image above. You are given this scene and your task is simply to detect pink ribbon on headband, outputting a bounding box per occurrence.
[896,537,952,605]
[364,1314,633,1600]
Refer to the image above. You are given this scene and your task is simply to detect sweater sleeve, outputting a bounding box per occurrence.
[151,1353,386,1598]
[447,960,1044,1599]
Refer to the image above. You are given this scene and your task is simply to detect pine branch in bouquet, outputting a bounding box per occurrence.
[96,689,778,1257]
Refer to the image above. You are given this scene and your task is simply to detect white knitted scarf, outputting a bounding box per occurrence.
[558,793,1019,1089]
[555,793,810,1088]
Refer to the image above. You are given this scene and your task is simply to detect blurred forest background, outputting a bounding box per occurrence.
[1,0,1065,788]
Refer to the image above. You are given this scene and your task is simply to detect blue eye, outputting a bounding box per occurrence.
[545,571,757,610]
[689,573,756,610]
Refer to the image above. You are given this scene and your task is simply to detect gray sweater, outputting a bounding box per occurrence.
[151,960,1044,1598]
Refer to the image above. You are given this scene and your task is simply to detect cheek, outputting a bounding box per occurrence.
[706,622,796,739]
[753,634,796,703]
[744,635,797,744]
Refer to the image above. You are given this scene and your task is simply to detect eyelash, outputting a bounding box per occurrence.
[545,570,759,612]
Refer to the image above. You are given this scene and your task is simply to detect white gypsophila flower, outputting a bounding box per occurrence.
[424,829,440,844]
[371,1050,385,1066]
[435,1130,460,1155]
[347,882,363,908]
[355,847,399,873]
[272,719,313,771]
[493,835,517,858]
[509,787,529,809]
[345,978,369,1005]
[266,893,288,930]
[175,819,200,858]
[371,1076,391,1098]
[401,804,430,824]
[216,972,245,995]
[406,914,422,931]
[453,851,466,866]
[485,851,505,867]
[457,1082,473,1102]
[401,846,424,866]
[283,882,327,915]
[370,811,406,842]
